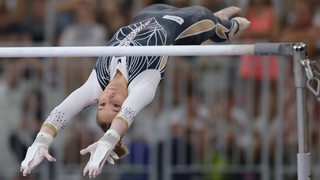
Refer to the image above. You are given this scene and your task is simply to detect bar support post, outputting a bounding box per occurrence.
[293,43,311,180]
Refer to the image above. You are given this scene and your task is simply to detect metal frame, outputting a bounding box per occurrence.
[255,43,310,180]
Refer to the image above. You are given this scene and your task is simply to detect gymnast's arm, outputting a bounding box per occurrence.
[20,70,102,176]
[41,70,102,136]
[110,69,161,136]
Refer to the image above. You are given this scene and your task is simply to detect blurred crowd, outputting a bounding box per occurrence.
[0,0,319,180]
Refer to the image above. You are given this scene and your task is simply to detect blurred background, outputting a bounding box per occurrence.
[0,0,319,179]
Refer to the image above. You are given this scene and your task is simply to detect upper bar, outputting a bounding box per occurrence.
[254,43,294,56]
[0,45,255,58]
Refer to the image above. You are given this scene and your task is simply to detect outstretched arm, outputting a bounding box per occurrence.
[42,70,102,136]
[21,70,102,176]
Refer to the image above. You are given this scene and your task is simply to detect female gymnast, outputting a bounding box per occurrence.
[20,4,250,178]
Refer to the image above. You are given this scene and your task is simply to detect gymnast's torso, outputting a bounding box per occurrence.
[94,4,239,90]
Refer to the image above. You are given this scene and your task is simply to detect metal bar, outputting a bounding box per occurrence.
[0,45,255,58]
[254,43,294,56]
[293,43,311,180]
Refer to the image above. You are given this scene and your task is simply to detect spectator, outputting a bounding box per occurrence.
[238,0,279,121]
[58,0,106,46]
[0,4,26,42]
[99,0,126,39]
[236,0,280,173]
[9,89,44,179]
[199,0,229,12]
[9,89,44,162]
[281,0,318,58]
[311,0,320,28]
[58,0,107,94]
[22,0,47,43]
[130,0,166,18]
[167,0,191,7]
[62,112,97,165]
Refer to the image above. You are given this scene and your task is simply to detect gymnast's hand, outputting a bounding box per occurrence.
[80,129,120,178]
[20,132,56,176]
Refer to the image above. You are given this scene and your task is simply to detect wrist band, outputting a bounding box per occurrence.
[34,132,54,147]
[112,116,129,130]
[100,129,121,147]
[41,123,58,137]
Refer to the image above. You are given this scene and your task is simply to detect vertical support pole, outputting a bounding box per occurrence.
[293,43,311,180]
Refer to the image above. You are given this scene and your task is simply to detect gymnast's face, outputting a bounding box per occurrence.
[96,81,128,132]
